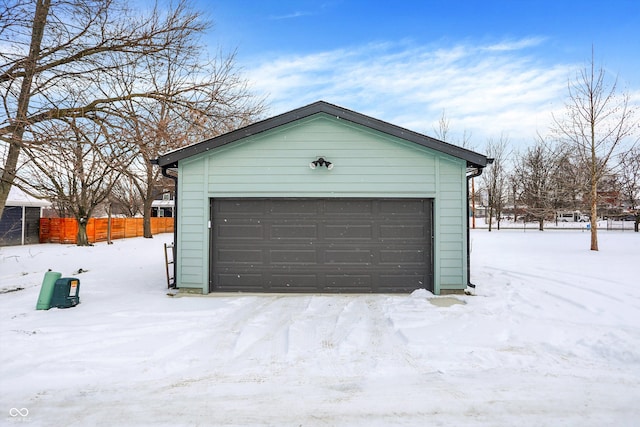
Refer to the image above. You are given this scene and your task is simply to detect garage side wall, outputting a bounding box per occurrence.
[176,114,467,294]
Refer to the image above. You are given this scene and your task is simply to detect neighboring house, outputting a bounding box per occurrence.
[151,196,175,218]
[154,101,491,295]
[0,186,50,246]
[151,181,176,218]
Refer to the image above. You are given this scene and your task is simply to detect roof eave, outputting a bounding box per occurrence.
[154,101,490,168]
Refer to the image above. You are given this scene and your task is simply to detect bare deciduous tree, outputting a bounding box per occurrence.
[481,134,510,231]
[551,149,589,214]
[514,137,564,231]
[118,42,265,238]
[552,52,638,250]
[109,177,144,218]
[433,109,473,149]
[20,118,135,245]
[618,146,640,231]
[0,0,213,218]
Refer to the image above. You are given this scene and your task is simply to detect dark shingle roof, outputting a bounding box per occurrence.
[154,101,491,169]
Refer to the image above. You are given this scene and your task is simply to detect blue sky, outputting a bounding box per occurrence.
[198,0,639,149]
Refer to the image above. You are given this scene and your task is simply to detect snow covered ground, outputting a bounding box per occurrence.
[1,229,638,426]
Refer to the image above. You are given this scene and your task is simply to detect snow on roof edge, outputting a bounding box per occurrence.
[6,186,51,208]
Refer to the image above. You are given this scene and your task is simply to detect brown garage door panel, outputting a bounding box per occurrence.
[324,224,373,239]
[218,224,264,239]
[272,224,318,239]
[378,273,428,293]
[379,248,427,264]
[217,273,265,289]
[216,249,264,263]
[271,249,317,264]
[210,198,433,293]
[379,224,427,239]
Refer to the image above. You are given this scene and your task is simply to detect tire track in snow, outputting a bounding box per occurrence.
[324,297,420,379]
[231,295,316,360]
[158,296,314,389]
[486,266,630,304]
[364,297,421,372]
[481,266,640,367]
[207,295,282,355]
[290,296,369,400]
[484,266,638,320]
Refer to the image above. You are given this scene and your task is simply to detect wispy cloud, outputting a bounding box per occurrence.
[246,39,578,149]
[483,37,547,52]
[269,11,314,20]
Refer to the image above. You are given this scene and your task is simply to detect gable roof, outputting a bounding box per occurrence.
[154,101,491,169]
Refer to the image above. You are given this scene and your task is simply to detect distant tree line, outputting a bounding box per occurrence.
[471,54,639,242]
[477,139,639,233]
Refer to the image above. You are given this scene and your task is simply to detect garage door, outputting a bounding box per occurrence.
[210,198,433,293]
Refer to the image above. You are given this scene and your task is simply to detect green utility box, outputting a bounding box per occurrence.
[36,271,62,310]
[50,278,81,309]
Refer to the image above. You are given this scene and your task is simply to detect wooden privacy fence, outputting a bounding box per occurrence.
[40,217,174,244]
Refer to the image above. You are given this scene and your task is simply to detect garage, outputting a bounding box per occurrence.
[154,101,491,295]
[0,186,50,247]
[210,198,433,293]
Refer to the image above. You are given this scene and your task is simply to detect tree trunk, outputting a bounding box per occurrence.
[143,214,152,238]
[488,205,493,232]
[143,197,153,238]
[0,144,21,218]
[590,135,599,250]
[589,185,599,250]
[590,212,598,249]
[142,160,155,239]
[0,0,51,218]
[77,219,90,246]
[107,203,113,244]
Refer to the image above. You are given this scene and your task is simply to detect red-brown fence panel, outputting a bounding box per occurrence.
[40,217,174,244]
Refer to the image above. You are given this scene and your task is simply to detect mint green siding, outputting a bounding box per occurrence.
[176,113,468,294]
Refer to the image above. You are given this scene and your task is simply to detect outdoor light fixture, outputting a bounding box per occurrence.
[309,157,333,170]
